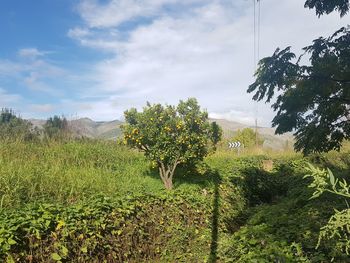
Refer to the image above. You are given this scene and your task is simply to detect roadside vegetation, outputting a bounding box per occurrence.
[1,0,349,261]
[0,135,349,261]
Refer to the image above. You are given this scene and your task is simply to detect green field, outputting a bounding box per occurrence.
[0,140,349,262]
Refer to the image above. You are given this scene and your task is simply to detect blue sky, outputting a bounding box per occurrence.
[0,0,348,124]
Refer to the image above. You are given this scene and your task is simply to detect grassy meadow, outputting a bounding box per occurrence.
[0,140,350,262]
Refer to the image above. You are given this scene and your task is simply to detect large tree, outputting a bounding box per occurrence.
[122,98,222,189]
[248,1,350,154]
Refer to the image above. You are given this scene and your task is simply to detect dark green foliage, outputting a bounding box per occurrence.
[210,121,222,150]
[240,168,286,205]
[0,194,211,262]
[44,115,70,139]
[0,108,37,141]
[305,0,350,17]
[248,27,350,154]
[0,108,17,124]
[218,155,350,262]
[248,0,350,154]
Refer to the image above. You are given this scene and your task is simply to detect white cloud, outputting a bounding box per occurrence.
[18,48,48,59]
[68,0,349,125]
[67,27,91,38]
[0,48,66,96]
[77,0,203,28]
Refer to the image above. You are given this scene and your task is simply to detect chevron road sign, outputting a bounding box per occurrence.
[228,141,241,148]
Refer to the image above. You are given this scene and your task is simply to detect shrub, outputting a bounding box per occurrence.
[0,108,38,142]
[122,98,222,189]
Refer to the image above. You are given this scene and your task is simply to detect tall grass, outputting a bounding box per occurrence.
[0,140,165,208]
[1,139,348,209]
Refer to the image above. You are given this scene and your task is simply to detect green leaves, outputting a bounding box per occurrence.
[43,115,71,140]
[231,128,263,149]
[0,194,211,262]
[304,163,350,199]
[304,0,350,17]
[317,208,350,255]
[0,108,38,142]
[122,98,222,189]
[304,163,350,255]
[51,253,62,261]
[248,25,350,155]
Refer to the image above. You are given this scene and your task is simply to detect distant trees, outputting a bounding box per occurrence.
[0,110,75,142]
[43,115,70,139]
[122,98,222,189]
[232,128,263,148]
[248,1,350,154]
[0,108,38,141]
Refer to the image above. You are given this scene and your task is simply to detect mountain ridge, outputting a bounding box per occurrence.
[29,117,293,150]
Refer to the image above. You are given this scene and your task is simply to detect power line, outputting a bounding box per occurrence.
[258,0,261,61]
[253,0,256,70]
[253,0,261,147]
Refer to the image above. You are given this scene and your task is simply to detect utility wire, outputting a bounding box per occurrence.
[258,0,261,61]
[253,0,261,147]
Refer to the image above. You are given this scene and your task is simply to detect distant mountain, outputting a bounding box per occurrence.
[210,118,294,150]
[29,118,123,140]
[209,118,247,137]
[29,117,293,150]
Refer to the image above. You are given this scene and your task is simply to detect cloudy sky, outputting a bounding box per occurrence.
[0,0,348,125]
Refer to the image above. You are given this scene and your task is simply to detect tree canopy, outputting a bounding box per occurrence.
[304,0,350,17]
[44,115,70,139]
[248,27,350,154]
[248,0,350,154]
[232,128,263,149]
[122,98,222,189]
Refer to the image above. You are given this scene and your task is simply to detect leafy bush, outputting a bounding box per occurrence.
[0,108,38,142]
[1,140,349,261]
[231,128,263,148]
[220,224,309,263]
[0,194,211,262]
[218,155,350,262]
[305,164,350,257]
[122,98,222,189]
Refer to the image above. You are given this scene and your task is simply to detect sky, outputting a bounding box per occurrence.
[0,0,349,126]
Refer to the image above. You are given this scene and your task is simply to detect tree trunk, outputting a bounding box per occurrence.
[164,178,173,190]
[158,160,178,190]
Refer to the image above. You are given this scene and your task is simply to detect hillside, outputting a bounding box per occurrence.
[29,117,293,149]
[29,118,123,140]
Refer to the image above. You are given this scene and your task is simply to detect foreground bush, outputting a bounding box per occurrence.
[0,194,211,262]
[210,153,350,262]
